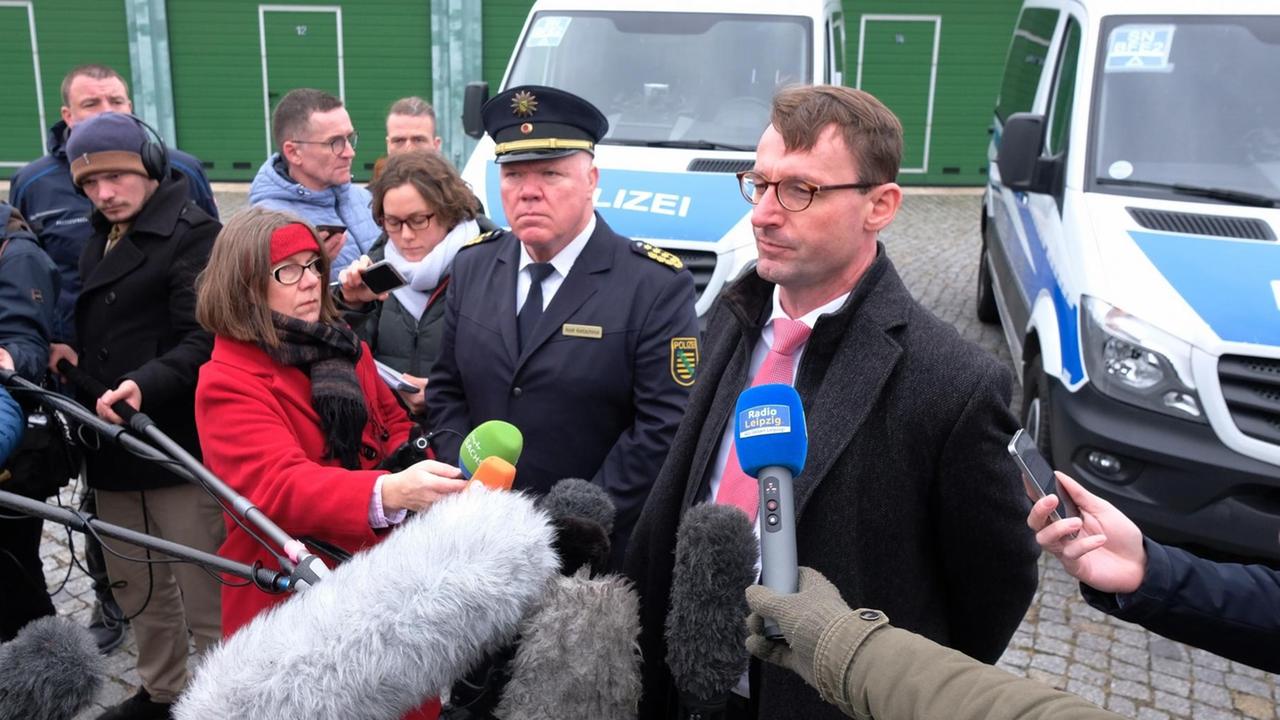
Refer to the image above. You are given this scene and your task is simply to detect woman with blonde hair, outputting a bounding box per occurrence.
[194,207,464,719]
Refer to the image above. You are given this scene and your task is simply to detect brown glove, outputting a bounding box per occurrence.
[744,566,850,687]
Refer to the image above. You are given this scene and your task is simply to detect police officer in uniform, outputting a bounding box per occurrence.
[427,85,699,563]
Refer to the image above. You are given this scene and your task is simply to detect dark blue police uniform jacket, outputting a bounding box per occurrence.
[427,213,699,557]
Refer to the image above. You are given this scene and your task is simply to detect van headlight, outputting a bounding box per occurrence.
[1081,296,1205,422]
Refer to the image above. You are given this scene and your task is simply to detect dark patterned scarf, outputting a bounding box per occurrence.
[261,312,367,469]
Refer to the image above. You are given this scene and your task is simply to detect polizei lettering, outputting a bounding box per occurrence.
[737,404,792,439]
[593,188,692,217]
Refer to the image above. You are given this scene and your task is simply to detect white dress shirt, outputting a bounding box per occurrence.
[514,214,597,314]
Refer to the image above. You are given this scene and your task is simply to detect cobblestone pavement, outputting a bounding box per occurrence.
[29,189,1278,718]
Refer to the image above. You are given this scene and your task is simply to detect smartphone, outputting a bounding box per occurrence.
[1008,429,1078,523]
[361,260,408,294]
[314,224,347,237]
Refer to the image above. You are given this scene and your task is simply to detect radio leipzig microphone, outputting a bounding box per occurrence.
[733,383,808,639]
[458,420,523,478]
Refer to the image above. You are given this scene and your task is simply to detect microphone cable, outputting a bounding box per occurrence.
[3,381,287,591]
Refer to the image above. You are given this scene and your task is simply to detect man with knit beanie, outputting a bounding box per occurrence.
[65,111,225,720]
[8,64,218,656]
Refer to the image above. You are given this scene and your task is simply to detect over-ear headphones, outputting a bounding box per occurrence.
[129,114,170,181]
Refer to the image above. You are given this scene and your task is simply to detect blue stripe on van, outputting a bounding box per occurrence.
[1013,201,1084,385]
[1129,230,1280,346]
[485,164,748,242]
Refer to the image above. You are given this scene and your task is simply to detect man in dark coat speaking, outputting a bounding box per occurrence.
[427,86,699,562]
[625,85,1040,720]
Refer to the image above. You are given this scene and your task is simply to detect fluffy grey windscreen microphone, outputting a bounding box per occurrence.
[0,615,105,720]
[540,477,616,535]
[665,502,759,702]
[495,570,642,720]
[174,486,560,720]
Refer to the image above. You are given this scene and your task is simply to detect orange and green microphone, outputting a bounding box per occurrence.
[458,420,523,492]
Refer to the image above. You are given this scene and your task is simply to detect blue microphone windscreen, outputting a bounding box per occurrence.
[733,383,807,476]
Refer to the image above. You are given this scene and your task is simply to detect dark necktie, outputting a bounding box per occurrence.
[518,262,554,352]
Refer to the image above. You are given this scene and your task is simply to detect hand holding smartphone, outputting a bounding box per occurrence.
[332,257,409,299]
[1008,429,1078,523]
[360,260,409,294]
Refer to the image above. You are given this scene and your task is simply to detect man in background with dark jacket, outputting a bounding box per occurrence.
[0,202,61,642]
[63,112,223,720]
[8,64,217,361]
[6,64,216,655]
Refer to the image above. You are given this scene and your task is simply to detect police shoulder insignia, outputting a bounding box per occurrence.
[670,337,699,387]
[631,240,683,271]
[462,230,503,249]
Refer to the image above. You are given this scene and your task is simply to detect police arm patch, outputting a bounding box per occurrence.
[670,337,698,387]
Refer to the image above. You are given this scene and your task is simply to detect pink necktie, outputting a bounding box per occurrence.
[714,318,812,520]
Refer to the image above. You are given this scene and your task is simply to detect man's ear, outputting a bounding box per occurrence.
[60,105,73,127]
[281,140,301,166]
[863,182,902,234]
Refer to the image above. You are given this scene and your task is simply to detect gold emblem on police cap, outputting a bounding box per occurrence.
[511,90,539,118]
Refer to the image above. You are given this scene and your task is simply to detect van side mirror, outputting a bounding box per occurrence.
[462,82,489,140]
[997,113,1059,194]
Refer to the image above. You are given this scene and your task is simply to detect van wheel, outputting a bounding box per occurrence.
[976,238,999,324]
[1021,358,1054,465]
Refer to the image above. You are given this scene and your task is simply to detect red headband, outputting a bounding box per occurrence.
[270,223,320,265]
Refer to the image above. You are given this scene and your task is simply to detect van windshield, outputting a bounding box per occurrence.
[1090,16,1280,203]
[506,11,813,150]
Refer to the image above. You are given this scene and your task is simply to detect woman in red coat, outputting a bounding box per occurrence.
[193,208,466,719]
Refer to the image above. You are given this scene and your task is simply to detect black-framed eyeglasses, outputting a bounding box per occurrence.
[271,256,324,285]
[291,132,359,155]
[736,171,880,212]
[382,213,434,233]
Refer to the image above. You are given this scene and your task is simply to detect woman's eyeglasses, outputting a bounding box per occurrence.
[271,256,324,285]
[382,213,434,233]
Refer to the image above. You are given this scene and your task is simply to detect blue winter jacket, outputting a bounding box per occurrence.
[7,121,217,344]
[248,154,380,279]
[0,203,58,381]
[0,387,21,468]
[1082,537,1280,672]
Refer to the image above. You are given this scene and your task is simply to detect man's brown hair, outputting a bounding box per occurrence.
[196,207,339,347]
[60,64,128,105]
[770,85,903,186]
[272,88,344,150]
[369,150,478,232]
[387,96,436,122]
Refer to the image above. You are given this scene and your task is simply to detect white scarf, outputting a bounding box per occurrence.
[383,218,478,321]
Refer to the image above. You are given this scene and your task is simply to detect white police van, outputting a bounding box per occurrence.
[461,0,844,316]
[981,0,1280,559]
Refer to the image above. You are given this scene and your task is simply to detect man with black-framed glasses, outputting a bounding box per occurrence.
[250,88,380,280]
[627,85,1039,720]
